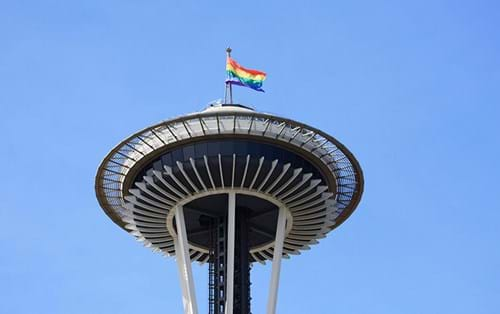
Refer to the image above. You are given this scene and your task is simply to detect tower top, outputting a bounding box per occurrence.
[203,103,255,113]
[95,105,364,262]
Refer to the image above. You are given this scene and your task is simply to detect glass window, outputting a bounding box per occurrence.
[195,142,208,158]
[161,153,173,167]
[207,141,221,157]
[183,145,195,160]
[172,148,183,163]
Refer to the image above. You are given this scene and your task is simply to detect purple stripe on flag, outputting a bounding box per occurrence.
[225,78,265,92]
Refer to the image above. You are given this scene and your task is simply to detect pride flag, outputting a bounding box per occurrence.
[226,57,266,92]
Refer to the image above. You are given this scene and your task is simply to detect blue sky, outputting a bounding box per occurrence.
[1,1,499,313]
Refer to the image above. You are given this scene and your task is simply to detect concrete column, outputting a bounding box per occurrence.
[225,192,236,314]
[266,207,287,314]
[174,205,199,314]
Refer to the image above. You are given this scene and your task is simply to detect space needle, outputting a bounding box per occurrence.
[95,49,364,314]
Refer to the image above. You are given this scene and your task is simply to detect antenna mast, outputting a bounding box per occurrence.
[224,47,233,104]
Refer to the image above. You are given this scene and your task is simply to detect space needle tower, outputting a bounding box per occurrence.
[95,49,364,314]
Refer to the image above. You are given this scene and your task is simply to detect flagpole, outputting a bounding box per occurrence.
[225,47,233,104]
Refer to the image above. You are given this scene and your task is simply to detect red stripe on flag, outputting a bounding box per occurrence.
[227,57,266,76]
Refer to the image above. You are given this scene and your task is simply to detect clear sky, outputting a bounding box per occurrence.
[1,1,499,313]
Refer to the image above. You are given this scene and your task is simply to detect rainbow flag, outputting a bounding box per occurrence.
[226,57,266,92]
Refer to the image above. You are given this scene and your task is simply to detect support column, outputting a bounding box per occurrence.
[174,205,199,314]
[225,192,236,314]
[266,207,287,314]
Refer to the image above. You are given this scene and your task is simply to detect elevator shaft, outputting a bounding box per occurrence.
[208,207,251,314]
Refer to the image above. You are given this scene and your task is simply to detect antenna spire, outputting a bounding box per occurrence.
[225,47,233,104]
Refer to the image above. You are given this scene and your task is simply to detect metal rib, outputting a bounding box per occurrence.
[288,126,302,142]
[124,197,167,215]
[265,163,291,193]
[123,198,167,217]
[165,124,178,141]
[152,170,185,199]
[181,120,192,137]
[257,159,278,191]
[176,161,200,193]
[248,156,265,190]
[134,182,175,206]
[277,173,313,199]
[198,117,206,135]
[287,186,329,208]
[190,251,204,261]
[251,253,265,264]
[129,224,168,233]
[163,166,192,196]
[293,211,329,221]
[125,215,165,224]
[142,176,179,203]
[282,179,322,203]
[290,193,334,211]
[218,154,225,188]
[275,122,287,138]
[272,168,302,196]
[199,255,210,264]
[189,158,208,191]
[283,238,309,246]
[260,249,273,260]
[292,203,328,216]
[240,154,251,188]
[129,221,166,228]
[203,155,216,189]
[231,154,236,188]
[135,232,171,238]
[150,128,167,145]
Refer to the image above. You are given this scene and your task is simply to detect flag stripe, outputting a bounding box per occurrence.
[226,57,266,92]
[226,78,264,92]
[226,58,266,77]
[227,67,266,81]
